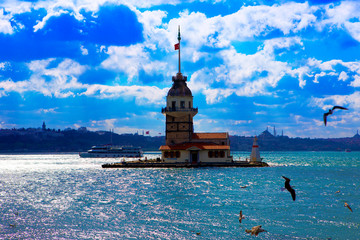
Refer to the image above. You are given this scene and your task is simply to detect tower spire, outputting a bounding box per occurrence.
[177,25,181,74]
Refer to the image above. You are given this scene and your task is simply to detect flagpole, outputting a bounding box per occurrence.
[178,25,181,74]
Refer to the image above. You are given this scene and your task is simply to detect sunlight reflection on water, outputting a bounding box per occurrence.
[0,152,359,239]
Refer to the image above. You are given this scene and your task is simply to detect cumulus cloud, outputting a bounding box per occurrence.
[80,84,167,105]
[349,75,360,87]
[0,8,14,34]
[101,44,168,81]
[26,58,86,98]
[90,118,117,129]
[310,91,360,110]
[0,57,168,104]
[80,45,89,55]
[339,71,349,81]
[321,1,360,42]
[189,37,300,103]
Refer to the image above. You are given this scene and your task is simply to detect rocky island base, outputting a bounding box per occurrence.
[102,159,269,168]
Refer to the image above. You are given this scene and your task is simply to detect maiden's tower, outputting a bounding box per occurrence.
[159,27,233,164]
[102,27,268,168]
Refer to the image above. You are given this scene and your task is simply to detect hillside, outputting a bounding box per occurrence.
[0,128,359,152]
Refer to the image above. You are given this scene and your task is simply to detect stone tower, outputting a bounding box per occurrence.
[161,26,198,145]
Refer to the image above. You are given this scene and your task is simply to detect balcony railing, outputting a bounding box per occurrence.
[161,107,198,114]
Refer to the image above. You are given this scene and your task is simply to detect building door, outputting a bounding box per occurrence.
[191,151,198,164]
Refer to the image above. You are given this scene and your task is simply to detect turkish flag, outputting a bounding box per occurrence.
[174,43,179,50]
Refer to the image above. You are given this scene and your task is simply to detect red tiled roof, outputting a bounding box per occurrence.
[192,132,228,139]
[159,142,230,151]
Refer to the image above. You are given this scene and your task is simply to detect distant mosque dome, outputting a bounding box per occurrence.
[167,73,192,97]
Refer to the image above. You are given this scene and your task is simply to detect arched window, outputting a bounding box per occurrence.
[208,151,213,158]
[164,151,169,158]
[176,151,180,158]
[220,151,225,158]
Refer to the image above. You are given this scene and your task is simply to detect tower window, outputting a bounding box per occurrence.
[180,101,185,108]
[189,102,191,108]
[172,101,176,110]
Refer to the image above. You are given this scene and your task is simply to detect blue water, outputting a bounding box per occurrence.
[0,152,359,239]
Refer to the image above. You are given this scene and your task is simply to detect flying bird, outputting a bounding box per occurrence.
[323,106,348,126]
[282,176,296,201]
[344,202,353,212]
[245,225,267,236]
[239,210,245,223]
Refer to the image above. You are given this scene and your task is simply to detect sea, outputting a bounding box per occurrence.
[0,151,359,239]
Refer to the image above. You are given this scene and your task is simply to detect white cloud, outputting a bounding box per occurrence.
[26,58,86,98]
[339,71,349,81]
[187,37,306,103]
[253,102,280,108]
[321,1,360,42]
[37,107,59,114]
[299,58,360,86]
[314,72,326,83]
[90,118,117,129]
[101,44,168,81]
[349,75,360,87]
[80,45,89,55]
[310,91,360,110]
[0,57,169,105]
[233,120,252,125]
[290,66,310,88]
[0,62,10,71]
[202,88,234,104]
[0,8,14,34]
[33,9,71,32]
[80,84,167,105]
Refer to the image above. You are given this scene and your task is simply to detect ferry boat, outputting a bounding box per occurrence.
[79,145,143,158]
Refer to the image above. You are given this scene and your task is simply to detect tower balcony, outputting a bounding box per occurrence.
[161,107,198,117]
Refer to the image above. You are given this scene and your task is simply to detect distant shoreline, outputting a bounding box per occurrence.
[1,128,360,152]
[0,150,358,154]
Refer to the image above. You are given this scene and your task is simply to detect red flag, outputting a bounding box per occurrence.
[146,131,149,134]
[174,43,179,50]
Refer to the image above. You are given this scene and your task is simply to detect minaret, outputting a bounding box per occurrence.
[273,126,276,137]
[161,26,198,145]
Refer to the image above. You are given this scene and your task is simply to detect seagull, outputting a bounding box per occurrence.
[323,106,348,126]
[344,202,353,212]
[282,176,296,201]
[245,225,267,236]
[239,210,245,223]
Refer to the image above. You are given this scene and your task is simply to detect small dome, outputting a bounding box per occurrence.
[167,74,192,97]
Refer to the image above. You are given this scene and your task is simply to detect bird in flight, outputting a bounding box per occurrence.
[282,176,296,201]
[239,210,245,223]
[344,202,353,212]
[245,225,267,236]
[323,106,348,126]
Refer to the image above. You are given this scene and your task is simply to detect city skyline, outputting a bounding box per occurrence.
[1,0,360,138]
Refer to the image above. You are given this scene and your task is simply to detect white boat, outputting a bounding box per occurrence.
[79,145,143,158]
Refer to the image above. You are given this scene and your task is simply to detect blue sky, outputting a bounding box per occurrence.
[0,0,360,138]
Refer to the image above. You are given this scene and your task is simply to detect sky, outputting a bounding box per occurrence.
[0,0,360,138]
